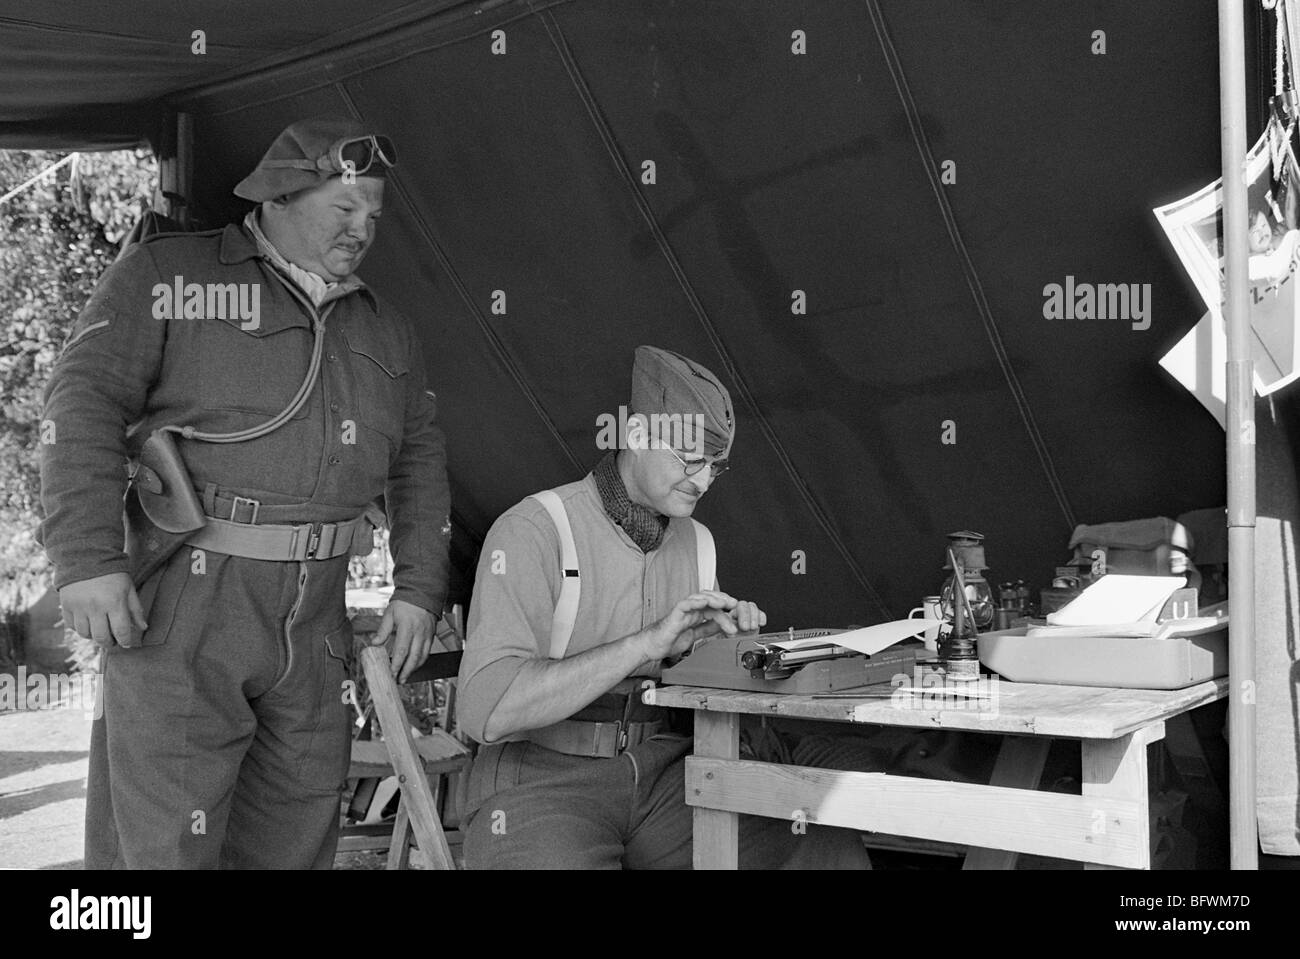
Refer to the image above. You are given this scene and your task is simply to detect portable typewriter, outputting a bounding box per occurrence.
[660,627,924,695]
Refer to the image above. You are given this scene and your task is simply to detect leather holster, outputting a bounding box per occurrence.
[124,430,206,586]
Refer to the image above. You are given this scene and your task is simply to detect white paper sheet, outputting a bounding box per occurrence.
[1159,309,1226,429]
[1026,616,1223,640]
[1045,575,1186,627]
[769,618,941,656]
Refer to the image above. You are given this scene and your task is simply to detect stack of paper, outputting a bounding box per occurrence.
[1026,575,1223,640]
[1042,575,1184,632]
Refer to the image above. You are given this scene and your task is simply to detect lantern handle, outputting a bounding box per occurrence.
[947,548,981,639]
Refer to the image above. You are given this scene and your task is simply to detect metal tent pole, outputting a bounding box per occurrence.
[1218,0,1259,870]
[156,110,193,228]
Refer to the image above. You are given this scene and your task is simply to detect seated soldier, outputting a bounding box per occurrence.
[455,345,871,869]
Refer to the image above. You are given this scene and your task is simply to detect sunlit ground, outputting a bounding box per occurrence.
[0,681,427,870]
[0,702,91,869]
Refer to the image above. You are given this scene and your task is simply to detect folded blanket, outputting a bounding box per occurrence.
[1069,517,1190,553]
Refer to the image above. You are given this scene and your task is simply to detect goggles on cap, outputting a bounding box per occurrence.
[263,134,398,178]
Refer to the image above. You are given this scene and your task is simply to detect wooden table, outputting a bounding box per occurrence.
[644,676,1229,869]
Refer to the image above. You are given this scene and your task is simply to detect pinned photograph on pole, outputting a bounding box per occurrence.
[1154,118,1300,396]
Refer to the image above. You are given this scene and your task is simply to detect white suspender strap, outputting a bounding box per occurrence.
[690,519,716,591]
[530,490,580,659]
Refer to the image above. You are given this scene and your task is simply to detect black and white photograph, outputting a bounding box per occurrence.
[0,0,1294,934]
[1155,117,1300,395]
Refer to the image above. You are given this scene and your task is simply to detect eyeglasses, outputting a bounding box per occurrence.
[265,135,398,177]
[660,444,730,480]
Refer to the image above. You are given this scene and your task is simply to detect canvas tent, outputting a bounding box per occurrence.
[3,0,1297,857]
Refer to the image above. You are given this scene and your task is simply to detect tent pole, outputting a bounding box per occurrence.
[156,110,192,228]
[1218,0,1259,870]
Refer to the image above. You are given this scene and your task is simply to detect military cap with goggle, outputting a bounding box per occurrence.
[260,135,397,177]
[234,117,398,203]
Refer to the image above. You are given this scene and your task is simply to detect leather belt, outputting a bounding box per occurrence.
[522,719,667,758]
[184,513,372,561]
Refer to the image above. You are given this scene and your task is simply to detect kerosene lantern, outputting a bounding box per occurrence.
[938,531,993,681]
[939,531,995,629]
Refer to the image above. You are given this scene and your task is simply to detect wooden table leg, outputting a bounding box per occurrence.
[1081,722,1163,870]
[692,710,740,870]
[962,736,1052,870]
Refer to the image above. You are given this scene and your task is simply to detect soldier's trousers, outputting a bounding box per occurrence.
[462,735,873,869]
[85,548,353,869]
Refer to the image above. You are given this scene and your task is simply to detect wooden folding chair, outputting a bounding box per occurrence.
[337,607,471,869]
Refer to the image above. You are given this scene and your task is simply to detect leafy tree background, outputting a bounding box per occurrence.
[0,149,158,637]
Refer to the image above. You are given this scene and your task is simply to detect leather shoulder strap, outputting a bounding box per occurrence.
[529,490,580,659]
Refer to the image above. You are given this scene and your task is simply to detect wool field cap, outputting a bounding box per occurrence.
[630,346,735,458]
[234,116,396,202]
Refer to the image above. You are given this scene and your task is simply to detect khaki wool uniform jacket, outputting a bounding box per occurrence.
[39,222,450,612]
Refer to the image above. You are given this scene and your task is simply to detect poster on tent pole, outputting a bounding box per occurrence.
[1154,122,1300,398]
[1159,308,1226,428]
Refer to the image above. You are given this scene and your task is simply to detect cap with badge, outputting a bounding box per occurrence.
[630,345,735,458]
[234,115,397,202]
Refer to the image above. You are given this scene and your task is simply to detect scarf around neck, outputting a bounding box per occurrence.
[243,210,339,307]
[593,451,668,553]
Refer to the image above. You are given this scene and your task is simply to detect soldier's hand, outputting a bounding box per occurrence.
[730,600,766,633]
[641,590,766,662]
[59,572,148,649]
[375,599,436,682]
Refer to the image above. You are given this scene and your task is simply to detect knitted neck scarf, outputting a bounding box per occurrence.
[593,451,668,553]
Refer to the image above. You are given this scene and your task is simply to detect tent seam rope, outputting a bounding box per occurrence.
[0,15,256,49]
[864,0,1078,532]
[536,7,893,620]
[334,83,586,479]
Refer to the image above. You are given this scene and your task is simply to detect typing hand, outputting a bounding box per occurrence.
[641,591,767,661]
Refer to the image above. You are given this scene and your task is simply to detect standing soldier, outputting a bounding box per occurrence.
[39,116,451,869]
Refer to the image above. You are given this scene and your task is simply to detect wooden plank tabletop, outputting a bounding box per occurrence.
[645,676,1229,739]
